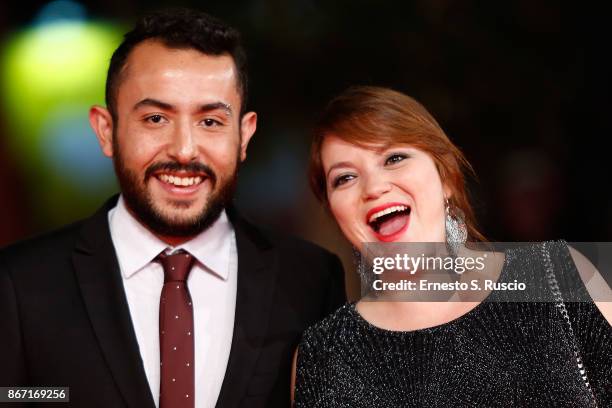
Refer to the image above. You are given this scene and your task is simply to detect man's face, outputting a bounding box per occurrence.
[93,40,256,239]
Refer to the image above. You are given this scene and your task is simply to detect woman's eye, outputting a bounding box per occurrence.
[146,114,166,124]
[385,153,407,165]
[332,174,355,188]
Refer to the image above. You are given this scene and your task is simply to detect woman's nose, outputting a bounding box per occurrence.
[361,175,392,201]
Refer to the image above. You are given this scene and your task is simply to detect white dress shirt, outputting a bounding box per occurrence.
[108,196,237,408]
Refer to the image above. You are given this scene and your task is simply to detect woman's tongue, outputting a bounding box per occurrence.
[378,213,409,236]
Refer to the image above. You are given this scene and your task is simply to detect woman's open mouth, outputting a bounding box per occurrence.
[366,203,411,242]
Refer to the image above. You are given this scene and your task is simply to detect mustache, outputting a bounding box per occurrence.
[144,161,217,184]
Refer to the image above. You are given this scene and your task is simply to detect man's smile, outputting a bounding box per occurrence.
[153,172,210,196]
[156,173,205,187]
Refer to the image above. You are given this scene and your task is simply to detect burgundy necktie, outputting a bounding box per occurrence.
[158,250,195,408]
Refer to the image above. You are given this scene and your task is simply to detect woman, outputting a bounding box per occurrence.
[293,86,612,407]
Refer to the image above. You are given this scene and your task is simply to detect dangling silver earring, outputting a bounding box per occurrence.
[445,198,467,256]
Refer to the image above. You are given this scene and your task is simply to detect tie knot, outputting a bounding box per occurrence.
[157,250,195,282]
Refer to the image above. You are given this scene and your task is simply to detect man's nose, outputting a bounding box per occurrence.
[168,121,198,163]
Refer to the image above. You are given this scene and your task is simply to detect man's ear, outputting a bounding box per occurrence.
[89,105,114,157]
[239,111,257,162]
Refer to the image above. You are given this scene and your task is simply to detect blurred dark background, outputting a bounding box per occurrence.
[1,1,610,298]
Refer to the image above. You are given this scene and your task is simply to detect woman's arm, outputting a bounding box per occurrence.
[568,245,612,325]
[290,348,297,407]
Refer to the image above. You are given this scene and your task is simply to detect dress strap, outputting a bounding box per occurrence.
[541,241,598,407]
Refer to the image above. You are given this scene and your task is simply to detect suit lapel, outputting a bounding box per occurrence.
[73,197,155,408]
[216,208,278,408]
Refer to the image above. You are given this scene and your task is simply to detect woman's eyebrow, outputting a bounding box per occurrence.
[326,161,353,178]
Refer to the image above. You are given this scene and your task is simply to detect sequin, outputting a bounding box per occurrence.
[295,242,611,407]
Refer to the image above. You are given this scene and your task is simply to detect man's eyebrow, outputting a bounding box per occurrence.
[132,99,233,117]
[132,98,175,112]
[197,102,233,117]
[326,161,353,178]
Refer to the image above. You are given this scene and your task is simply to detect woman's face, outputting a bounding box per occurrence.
[322,135,448,250]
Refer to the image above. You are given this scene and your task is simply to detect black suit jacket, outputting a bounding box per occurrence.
[0,197,345,407]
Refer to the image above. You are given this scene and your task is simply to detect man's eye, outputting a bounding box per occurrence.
[333,174,356,188]
[146,114,166,124]
[385,153,407,165]
[202,118,221,127]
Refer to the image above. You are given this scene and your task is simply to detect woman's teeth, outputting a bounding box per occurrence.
[368,205,409,223]
[158,174,203,187]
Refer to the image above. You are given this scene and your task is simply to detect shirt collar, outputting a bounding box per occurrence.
[109,195,234,281]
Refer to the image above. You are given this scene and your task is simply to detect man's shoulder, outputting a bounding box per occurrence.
[0,219,86,266]
[232,214,345,302]
[0,197,116,268]
[230,208,339,261]
[267,228,335,257]
[239,218,340,266]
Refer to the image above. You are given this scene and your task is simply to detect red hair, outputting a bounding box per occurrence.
[309,86,485,242]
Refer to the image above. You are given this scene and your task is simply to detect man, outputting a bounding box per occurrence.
[0,9,345,408]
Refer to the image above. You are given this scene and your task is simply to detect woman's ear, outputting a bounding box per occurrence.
[443,184,453,202]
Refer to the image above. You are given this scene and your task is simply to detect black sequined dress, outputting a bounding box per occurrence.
[295,242,611,407]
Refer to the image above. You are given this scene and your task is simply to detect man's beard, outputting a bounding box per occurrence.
[112,137,238,238]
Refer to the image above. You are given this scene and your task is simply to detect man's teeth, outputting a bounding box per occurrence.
[369,205,409,223]
[158,174,203,187]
